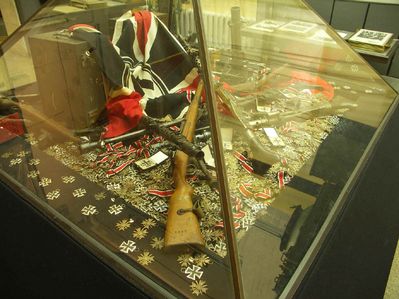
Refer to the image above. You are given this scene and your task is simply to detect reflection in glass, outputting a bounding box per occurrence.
[192,0,396,298]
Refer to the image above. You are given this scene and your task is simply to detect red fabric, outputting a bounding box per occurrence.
[286,71,334,101]
[0,112,25,143]
[68,24,97,32]
[176,76,205,103]
[177,75,236,117]
[102,92,143,138]
[177,75,236,105]
[133,11,152,57]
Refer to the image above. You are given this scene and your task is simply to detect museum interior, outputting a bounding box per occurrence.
[1,1,399,298]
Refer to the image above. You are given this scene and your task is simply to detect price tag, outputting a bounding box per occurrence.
[221,127,233,150]
[135,151,169,170]
[202,145,215,168]
[263,128,285,147]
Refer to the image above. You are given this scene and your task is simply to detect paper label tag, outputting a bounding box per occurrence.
[221,127,233,150]
[151,151,169,164]
[135,151,169,170]
[263,128,285,147]
[202,145,215,168]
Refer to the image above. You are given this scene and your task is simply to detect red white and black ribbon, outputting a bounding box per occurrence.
[239,182,273,201]
[281,158,288,166]
[233,151,254,174]
[215,196,246,230]
[113,141,124,149]
[105,143,114,152]
[215,221,240,230]
[239,183,253,198]
[254,188,272,201]
[95,133,164,176]
[169,125,180,132]
[281,121,298,133]
[186,175,199,183]
[277,170,292,189]
[147,189,174,197]
[106,159,134,176]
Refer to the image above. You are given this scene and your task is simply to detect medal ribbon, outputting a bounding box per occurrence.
[169,125,180,132]
[233,151,254,173]
[106,159,134,176]
[278,170,291,189]
[254,188,272,200]
[281,121,298,133]
[239,182,273,201]
[147,189,174,197]
[96,133,163,175]
[215,196,245,230]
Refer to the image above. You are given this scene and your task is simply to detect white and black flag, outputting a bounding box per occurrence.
[112,10,197,99]
[70,10,198,120]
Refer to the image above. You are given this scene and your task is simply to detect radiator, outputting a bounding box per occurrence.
[178,9,231,49]
[178,9,257,51]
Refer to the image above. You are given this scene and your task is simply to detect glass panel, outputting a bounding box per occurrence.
[193,0,397,298]
[0,1,235,297]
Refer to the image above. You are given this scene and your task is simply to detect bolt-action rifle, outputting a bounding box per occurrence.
[164,80,205,249]
[78,116,204,160]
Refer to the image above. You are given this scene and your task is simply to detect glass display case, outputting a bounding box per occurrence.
[0,0,397,298]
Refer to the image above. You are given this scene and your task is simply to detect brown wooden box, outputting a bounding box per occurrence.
[29,31,106,130]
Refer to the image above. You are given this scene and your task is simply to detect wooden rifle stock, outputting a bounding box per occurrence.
[164,80,205,249]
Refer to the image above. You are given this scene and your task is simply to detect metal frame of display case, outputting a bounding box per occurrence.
[192,1,244,297]
[1,0,399,298]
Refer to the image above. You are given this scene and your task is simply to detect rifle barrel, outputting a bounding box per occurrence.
[79,118,184,152]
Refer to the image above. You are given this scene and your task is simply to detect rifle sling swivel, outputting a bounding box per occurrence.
[176,207,204,219]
